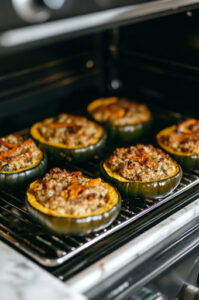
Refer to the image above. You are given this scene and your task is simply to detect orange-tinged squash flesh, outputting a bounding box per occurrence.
[157,125,199,170]
[87,97,152,144]
[101,159,182,199]
[26,178,121,235]
[30,121,107,163]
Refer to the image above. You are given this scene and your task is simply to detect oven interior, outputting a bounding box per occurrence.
[0,7,199,296]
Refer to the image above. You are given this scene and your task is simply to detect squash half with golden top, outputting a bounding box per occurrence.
[26,168,121,235]
[30,114,107,163]
[101,144,182,199]
[87,97,152,143]
[0,134,47,190]
[157,119,199,170]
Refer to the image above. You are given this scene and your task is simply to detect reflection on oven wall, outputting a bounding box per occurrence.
[0,0,160,31]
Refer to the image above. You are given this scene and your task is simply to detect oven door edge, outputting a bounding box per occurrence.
[67,197,199,299]
[1,0,199,51]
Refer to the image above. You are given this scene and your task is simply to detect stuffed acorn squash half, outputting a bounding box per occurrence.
[87,97,152,143]
[0,134,47,190]
[26,168,121,235]
[101,144,182,199]
[30,114,107,163]
[157,119,199,170]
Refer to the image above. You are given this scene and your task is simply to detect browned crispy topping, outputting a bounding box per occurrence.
[38,114,102,147]
[0,134,42,172]
[177,119,199,134]
[160,119,199,154]
[30,168,109,216]
[89,98,151,126]
[105,144,178,182]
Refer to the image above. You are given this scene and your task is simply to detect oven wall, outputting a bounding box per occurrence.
[1,9,199,136]
[0,33,107,135]
[119,10,199,115]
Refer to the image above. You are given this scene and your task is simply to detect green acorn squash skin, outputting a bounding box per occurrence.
[35,132,107,163]
[26,197,121,235]
[167,153,199,170]
[30,122,107,163]
[101,118,153,144]
[157,126,199,170]
[26,179,121,235]
[87,97,153,144]
[101,161,182,199]
[0,153,47,190]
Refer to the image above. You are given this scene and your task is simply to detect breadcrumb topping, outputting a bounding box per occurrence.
[29,168,110,216]
[38,114,103,147]
[89,97,151,126]
[105,144,178,182]
[159,119,199,154]
[0,134,42,172]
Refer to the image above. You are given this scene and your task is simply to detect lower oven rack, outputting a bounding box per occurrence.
[0,108,198,268]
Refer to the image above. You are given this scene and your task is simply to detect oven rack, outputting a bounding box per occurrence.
[0,166,198,267]
[0,108,198,267]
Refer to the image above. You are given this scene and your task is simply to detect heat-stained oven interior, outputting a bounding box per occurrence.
[0,9,198,281]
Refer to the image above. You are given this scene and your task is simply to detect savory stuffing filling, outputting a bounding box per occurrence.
[89,97,151,126]
[29,168,111,216]
[105,144,178,182]
[0,134,42,172]
[37,114,103,147]
[159,119,199,154]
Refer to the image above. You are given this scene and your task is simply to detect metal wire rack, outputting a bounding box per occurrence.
[0,161,198,267]
[0,109,198,267]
